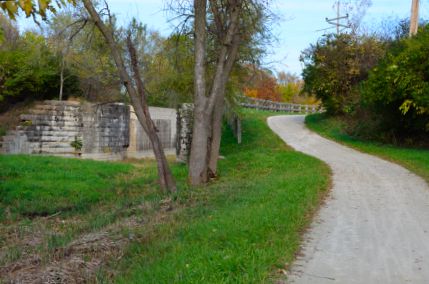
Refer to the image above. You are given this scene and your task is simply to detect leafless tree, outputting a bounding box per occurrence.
[82,0,176,192]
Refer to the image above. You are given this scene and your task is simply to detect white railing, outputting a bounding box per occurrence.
[240,96,322,114]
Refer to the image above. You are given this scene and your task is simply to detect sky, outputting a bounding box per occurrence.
[17,0,429,76]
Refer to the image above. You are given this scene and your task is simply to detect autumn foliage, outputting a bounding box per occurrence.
[243,69,281,101]
[243,68,317,104]
[244,76,281,101]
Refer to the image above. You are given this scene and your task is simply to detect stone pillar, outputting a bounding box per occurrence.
[176,103,194,163]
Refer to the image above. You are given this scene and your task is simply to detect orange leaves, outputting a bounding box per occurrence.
[255,76,281,101]
[243,88,258,98]
[243,75,281,102]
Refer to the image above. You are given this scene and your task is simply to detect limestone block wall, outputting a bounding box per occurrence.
[174,103,242,163]
[0,101,130,160]
[176,103,194,163]
[1,101,82,155]
[81,103,130,160]
[1,101,180,160]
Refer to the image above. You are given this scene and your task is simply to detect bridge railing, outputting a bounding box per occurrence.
[239,96,322,114]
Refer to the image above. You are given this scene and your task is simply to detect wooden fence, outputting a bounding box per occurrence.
[239,96,321,114]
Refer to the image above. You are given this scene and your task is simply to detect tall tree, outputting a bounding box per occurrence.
[189,0,271,185]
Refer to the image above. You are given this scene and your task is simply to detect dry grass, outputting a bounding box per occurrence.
[0,202,175,283]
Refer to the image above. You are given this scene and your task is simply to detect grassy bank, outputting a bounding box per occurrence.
[0,110,330,283]
[306,113,429,183]
[114,110,330,283]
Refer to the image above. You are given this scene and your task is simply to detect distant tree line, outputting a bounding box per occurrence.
[243,68,317,105]
[0,10,199,111]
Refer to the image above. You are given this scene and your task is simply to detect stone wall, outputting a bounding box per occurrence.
[176,103,194,163]
[81,103,130,160]
[1,101,84,156]
[0,101,178,160]
[175,103,242,163]
[1,101,129,160]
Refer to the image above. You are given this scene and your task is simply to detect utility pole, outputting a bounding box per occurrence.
[336,1,340,34]
[410,0,420,37]
[324,1,350,35]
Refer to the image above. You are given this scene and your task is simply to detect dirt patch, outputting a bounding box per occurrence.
[1,219,136,283]
[0,198,177,283]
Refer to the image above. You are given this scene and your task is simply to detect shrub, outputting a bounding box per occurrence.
[300,33,385,115]
[360,25,429,143]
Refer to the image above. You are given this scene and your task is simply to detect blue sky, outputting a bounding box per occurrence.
[18,0,429,76]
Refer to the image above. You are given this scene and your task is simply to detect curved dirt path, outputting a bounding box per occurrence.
[268,115,429,284]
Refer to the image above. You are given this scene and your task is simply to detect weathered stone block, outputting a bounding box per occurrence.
[176,103,194,163]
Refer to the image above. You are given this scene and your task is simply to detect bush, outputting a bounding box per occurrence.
[300,33,385,115]
[360,25,429,144]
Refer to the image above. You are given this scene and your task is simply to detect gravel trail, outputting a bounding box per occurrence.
[268,115,429,284]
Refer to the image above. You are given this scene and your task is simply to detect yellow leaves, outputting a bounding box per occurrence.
[38,0,48,11]
[20,0,34,17]
[0,0,35,18]
[0,0,75,20]
[244,88,258,98]
[1,1,19,19]
[400,100,413,115]
[417,107,428,115]
[387,64,398,71]
[400,100,428,115]
[38,0,48,17]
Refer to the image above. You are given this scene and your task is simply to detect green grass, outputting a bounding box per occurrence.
[0,110,331,283]
[0,155,134,218]
[0,156,178,269]
[306,113,429,183]
[114,109,330,283]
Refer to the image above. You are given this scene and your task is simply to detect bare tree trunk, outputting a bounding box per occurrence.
[207,95,224,176]
[59,56,65,101]
[127,35,177,192]
[189,107,211,184]
[189,0,210,185]
[207,34,240,175]
[83,0,176,192]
